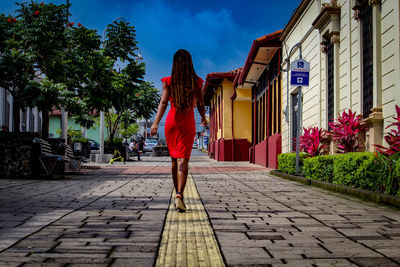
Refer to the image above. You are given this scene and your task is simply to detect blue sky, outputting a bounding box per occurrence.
[1,0,301,90]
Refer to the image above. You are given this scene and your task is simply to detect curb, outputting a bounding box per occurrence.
[270,170,400,209]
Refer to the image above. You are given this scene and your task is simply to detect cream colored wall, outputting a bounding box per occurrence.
[339,0,400,144]
[234,87,252,141]
[380,0,400,131]
[282,0,400,153]
[281,0,321,153]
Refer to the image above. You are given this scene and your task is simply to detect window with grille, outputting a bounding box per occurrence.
[327,40,334,128]
[361,3,373,118]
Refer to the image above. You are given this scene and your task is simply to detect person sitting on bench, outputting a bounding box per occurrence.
[129,140,141,161]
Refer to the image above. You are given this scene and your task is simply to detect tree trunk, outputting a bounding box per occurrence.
[41,109,49,139]
[13,101,20,133]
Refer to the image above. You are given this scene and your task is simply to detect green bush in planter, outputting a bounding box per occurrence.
[332,152,377,190]
[303,155,334,182]
[278,153,307,175]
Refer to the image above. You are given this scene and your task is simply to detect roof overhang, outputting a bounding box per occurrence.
[236,30,282,88]
[203,69,241,105]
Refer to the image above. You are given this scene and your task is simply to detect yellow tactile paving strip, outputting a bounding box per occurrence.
[156,174,225,267]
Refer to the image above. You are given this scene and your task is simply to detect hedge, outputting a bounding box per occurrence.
[303,155,334,182]
[278,152,400,195]
[332,152,377,190]
[278,153,307,175]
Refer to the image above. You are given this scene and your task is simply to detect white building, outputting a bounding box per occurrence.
[281,0,400,153]
[0,87,42,133]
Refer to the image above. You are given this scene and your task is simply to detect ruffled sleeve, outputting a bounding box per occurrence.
[161,76,171,86]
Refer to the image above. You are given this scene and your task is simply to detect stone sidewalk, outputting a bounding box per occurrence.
[0,153,399,266]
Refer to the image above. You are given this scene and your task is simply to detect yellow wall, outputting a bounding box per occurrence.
[222,79,233,139]
[212,80,252,142]
[233,100,252,142]
[236,87,251,99]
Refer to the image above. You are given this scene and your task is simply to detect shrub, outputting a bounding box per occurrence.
[278,153,307,175]
[375,105,400,156]
[332,152,377,190]
[329,110,367,153]
[303,155,334,182]
[369,152,400,195]
[299,127,328,157]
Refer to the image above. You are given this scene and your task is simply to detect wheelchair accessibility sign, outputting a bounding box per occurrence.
[290,59,310,87]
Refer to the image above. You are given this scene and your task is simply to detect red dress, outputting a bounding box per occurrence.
[161,76,204,159]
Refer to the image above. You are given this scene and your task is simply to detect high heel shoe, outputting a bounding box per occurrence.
[175,192,186,212]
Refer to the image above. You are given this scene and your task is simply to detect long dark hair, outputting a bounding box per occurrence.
[170,49,203,111]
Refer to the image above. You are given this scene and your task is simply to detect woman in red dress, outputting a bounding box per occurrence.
[151,49,207,212]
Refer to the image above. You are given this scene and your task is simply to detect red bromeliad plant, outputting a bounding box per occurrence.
[375,105,400,156]
[328,110,367,153]
[299,127,328,157]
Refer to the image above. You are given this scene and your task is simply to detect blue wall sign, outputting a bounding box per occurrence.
[290,59,310,87]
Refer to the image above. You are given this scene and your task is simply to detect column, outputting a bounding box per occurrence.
[61,107,68,143]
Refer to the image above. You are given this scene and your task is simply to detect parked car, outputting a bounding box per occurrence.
[88,139,100,151]
[143,138,158,152]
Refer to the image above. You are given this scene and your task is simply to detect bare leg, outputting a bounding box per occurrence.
[176,158,189,195]
[171,157,178,193]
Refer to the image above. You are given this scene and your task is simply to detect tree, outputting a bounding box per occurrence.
[0,14,36,132]
[1,2,159,140]
[16,1,70,138]
[100,19,159,141]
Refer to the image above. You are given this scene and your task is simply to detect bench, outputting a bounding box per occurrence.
[60,144,84,172]
[32,137,65,178]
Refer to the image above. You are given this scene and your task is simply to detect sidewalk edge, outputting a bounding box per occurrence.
[270,170,400,209]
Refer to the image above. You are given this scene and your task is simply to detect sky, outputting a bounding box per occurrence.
[0,0,301,90]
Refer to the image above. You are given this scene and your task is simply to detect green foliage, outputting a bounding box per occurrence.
[55,126,81,139]
[278,153,307,175]
[303,155,334,182]
[105,137,123,146]
[119,123,139,139]
[72,137,89,144]
[332,152,377,190]
[104,19,138,62]
[1,2,158,139]
[369,152,400,195]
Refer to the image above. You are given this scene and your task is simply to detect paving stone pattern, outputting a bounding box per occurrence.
[1,153,400,266]
[190,156,400,266]
[156,174,224,267]
[0,158,172,266]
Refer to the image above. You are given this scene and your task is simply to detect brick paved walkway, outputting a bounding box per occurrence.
[0,153,400,266]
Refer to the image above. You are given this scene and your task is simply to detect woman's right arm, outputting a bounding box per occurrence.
[197,93,208,127]
[151,82,170,136]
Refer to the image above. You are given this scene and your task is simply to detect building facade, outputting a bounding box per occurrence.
[235,30,283,168]
[280,0,400,153]
[204,69,252,161]
[1,87,42,133]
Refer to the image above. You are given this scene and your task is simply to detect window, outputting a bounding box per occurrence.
[327,40,334,128]
[361,3,373,118]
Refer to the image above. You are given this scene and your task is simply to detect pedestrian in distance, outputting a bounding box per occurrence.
[129,140,141,161]
[151,49,207,212]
